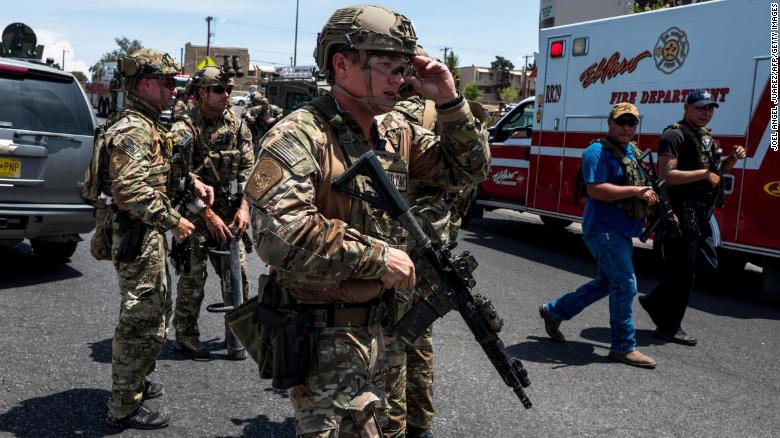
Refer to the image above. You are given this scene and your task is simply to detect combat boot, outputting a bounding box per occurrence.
[141,380,164,401]
[105,406,171,430]
[408,425,434,438]
[175,338,210,359]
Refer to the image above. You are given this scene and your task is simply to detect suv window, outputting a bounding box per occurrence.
[503,104,534,132]
[0,72,93,136]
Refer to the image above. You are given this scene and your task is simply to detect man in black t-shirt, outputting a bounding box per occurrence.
[638,89,746,346]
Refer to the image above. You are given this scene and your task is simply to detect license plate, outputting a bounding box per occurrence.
[0,157,22,178]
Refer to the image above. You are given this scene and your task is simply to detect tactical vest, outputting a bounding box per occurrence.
[595,137,654,219]
[87,108,169,260]
[186,110,244,186]
[664,120,716,170]
[308,96,411,250]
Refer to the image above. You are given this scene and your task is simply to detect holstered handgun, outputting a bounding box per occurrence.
[114,211,148,262]
[267,307,313,389]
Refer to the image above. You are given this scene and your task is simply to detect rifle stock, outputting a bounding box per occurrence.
[636,150,680,242]
[332,150,532,409]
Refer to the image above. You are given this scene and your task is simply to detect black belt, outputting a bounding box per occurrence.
[298,299,381,328]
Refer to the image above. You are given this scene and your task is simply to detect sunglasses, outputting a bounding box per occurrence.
[613,117,638,127]
[162,77,177,90]
[210,85,233,95]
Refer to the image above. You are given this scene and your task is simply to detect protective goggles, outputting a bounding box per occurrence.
[367,55,413,77]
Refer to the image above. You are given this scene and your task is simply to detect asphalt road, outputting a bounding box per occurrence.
[1,210,779,438]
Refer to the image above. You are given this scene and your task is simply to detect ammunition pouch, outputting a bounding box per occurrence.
[114,211,148,262]
[89,204,114,261]
[208,149,241,181]
[473,293,504,333]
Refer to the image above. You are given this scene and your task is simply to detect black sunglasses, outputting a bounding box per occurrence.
[210,86,233,95]
[162,77,177,90]
[614,117,638,127]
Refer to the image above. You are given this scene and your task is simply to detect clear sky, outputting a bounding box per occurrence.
[9,0,540,74]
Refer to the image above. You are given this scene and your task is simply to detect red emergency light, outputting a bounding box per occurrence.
[550,41,565,58]
[0,63,28,74]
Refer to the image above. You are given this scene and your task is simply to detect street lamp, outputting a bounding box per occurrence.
[293,0,299,66]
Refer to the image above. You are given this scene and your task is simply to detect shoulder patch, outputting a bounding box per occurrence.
[115,135,143,160]
[264,132,317,177]
[111,153,131,169]
[246,158,284,202]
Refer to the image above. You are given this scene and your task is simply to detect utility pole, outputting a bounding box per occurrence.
[440,47,450,62]
[293,0,299,66]
[61,49,68,71]
[520,54,532,98]
[206,16,214,57]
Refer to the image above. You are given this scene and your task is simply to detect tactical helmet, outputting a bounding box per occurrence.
[314,5,417,75]
[414,46,429,58]
[191,65,234,90]
[250,91,264,103]
[118,48,179,78]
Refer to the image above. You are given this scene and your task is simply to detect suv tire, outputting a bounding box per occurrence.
[31,239,78,264]
[540,215,573,229]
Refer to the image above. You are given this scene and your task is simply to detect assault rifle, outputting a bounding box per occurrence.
[169,133,197,274]
[684,143,724,270]
[333,150,532,409]
[635,150,680,243]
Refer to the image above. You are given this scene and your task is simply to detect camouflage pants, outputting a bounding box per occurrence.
[291,323,386,437]
[108,227,172,419]
[405,326,433,429]
[384,301,435,437]
[173,226,250,343]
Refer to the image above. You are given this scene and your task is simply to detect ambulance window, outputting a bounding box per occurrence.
[572,37,588,56]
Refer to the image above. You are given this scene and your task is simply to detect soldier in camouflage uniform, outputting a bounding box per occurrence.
[171,86,190,122]
[243,93,283,157]
[244,5,489,437]
[100,49,198,430]
[381,82,488,437]
[170,65,255,359]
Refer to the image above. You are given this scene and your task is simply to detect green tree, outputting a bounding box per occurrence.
[499,86,519,103]
[628,0,708,13]
[491,56,515,99]
[71,71,87,83]
[89,37,144,77]
[463,82,481,101]
[444,51,460,83]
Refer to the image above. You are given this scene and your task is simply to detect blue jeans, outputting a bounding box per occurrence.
[545,233,638,353]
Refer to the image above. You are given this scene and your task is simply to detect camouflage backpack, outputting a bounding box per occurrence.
[82,112,125,260]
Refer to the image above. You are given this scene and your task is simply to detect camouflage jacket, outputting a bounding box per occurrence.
[105,105,181,230]
[170,107,254,217]
[245,104,284,134]
[245,93,489,302]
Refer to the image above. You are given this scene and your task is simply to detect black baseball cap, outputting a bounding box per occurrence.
[686,89,719,108]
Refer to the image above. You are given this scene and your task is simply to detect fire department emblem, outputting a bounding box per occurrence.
[653,27,689,74]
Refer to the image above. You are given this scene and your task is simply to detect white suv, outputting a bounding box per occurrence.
[0,57,96,262]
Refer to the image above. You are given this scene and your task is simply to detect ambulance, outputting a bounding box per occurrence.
[472,0,779,299]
